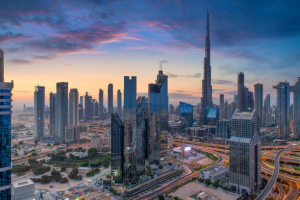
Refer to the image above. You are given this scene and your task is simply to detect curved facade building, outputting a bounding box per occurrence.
[0,48,14,199]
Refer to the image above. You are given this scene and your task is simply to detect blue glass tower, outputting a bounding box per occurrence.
[0,48,13,199]
[55,82,68,139]
[179,101,193,127]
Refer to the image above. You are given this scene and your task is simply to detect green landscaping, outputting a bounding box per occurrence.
[291,154,300,157]
[293,167,300,171]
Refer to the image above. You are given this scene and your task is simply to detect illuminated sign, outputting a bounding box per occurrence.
[185,147,191,151]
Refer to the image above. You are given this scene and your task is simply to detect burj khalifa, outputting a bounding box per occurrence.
[200,10,213,125]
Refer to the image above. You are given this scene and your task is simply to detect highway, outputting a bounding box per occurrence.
[256,144,300,200]
[284,182,299,200]
[262,175,285,200]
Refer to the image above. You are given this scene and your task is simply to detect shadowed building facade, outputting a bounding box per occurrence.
[69,88,79,126]
[34,86,45,140]
[49,92,56,135]
[55,82,68,140]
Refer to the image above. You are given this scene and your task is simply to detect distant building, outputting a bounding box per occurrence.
[216,120,231,139]
[117,89,122,117]
[65,125,80,143]
[229,109,261,194]
[185,127,208,139]
[99,89,104,118]
[108,84,113,114]
[49,92,56,135]
[273,82,290,139]
[84,92,93,121]
[79,96,84,121]
[55,82,68,139]
[34,86,45,140]
[254,83,263,127]
[92,99,99,117]
[263,94,271,126]
[111,113,124,184]
[290,77,300,137]
[233,95,238,103]
[179,101,194,127]
[69,88,79,126]
[237,72,247,112]
[169,104,175,114]
[12,179,35,200]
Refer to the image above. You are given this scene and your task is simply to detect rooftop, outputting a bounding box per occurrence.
[12,179,34,188]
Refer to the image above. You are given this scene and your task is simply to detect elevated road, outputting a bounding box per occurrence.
[284,182,299,200]
[256,144,300,200]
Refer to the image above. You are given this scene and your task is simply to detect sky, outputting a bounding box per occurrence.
[0,0,299,110]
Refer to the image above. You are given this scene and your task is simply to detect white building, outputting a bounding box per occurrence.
[12,179,35,200]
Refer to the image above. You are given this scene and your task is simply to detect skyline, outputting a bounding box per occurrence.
[1,0,299,109]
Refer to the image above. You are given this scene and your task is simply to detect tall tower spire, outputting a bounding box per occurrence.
[200,7,213,125]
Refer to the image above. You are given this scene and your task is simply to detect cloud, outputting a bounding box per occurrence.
[167,72,201,78]
[8,58,34,65]
[174,90,189,93]
[169,92,199,100]
[212,79,236,85]
[32,54,55,60]
[0,32,32,42]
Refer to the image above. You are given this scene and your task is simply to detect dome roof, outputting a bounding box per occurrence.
[0,48,3,58]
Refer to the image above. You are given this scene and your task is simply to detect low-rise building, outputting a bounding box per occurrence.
[200,164,229,182]
[65,125,80,143]
[12,179,35,200]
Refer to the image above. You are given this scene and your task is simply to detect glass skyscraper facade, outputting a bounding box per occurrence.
[69,88,79,126]
[111,113,124,184]
[84,92,92,121]
[123,76,137,185]
[290,77,300,137]
[0,48,13,199]
[108,84,113,114]
[179,101,193,127]
[55,82,68,139]
[34,86,45,140]
[117,89,122,117]
[99,89,104,119]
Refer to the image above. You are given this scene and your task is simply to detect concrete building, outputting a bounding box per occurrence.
[108,84,113,114]
[12,179,35,200]
[273,82,290,139]
[49,92,56,135]
[254,83,263,127]
[200,10,213,125]
[69,88,79,126]
[55,82,68,140]
[34,86,45,140]
[117,89,122,117]
[65,125,80,143]
[0,48,13,198]
[229,109,261,194]
[99,89,104,118]
[123,76,137,184]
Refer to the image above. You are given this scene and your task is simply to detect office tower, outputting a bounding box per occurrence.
[148,69,168,163]
[136,96,147,176]
[45,105,49,119]
[34,86,45,140]
[219,94,224,110]
[229,109,261,194]
[179,101,194,127]
[69,88,79,126]
[123,76,137,185]
[84,92,92,121]
[65,125,79,143]
[79,96,84,121]
[117,89,122,116]
[200,9,213,125]
[233,95,238,103]
[273,82,290,139]
[99,89,104,118]
[55,82,68,139]
[111,113,124,184]
[49,92,56,135]
[169,104,175,114]
[92,99,99,117]
[0,48,13,199]
[108,84,113,114]
[254,84,263,127]
[216,120,231,139]
[237,72,247,112]
[290,77,300,137]
[263,94,271,126]
[247,90,254,111]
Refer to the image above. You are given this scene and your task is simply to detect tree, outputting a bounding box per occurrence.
[158,195,165,200]
[46,143,51,147]
[212,180,220,188]
[88,148,98,158]
[205,179,211,186]
[102,158,110,168]
[34,140,39,146]
[60,166,66,172]
[31,152,37,156]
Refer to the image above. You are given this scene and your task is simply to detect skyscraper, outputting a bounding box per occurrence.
[263,94,271,126]
[254,83,263,127]
[49,92,56,135]
[136,96,147,176]
[219,94,225,120]
[34,86,45,140]
[111,113,124,184]
[273,82,290,139]
[219,94,224,110]
[92,99,99,117]
[200,10,213,125]
[99,89,104,118]
[108,84,113,114]
[0,48,13,199]
[237,72,247,112]
[290,77,300,137]
[117,89,122,116]
[79,96,84,121]
[179,101,194,128]
[69,88,79,126]
[123,76,137,185]
[55,82,68,140]
[148,69,168,163]
[229,109,261,194]
[84,92,93,121]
